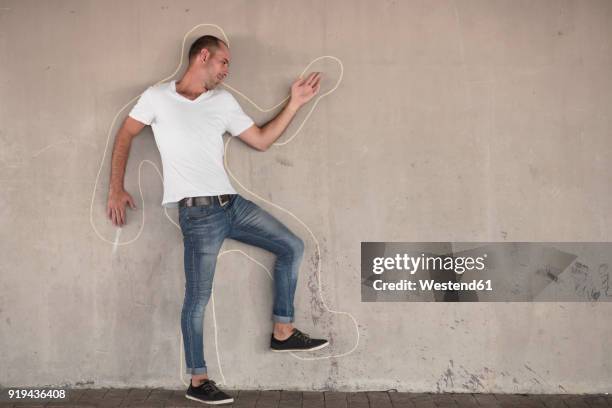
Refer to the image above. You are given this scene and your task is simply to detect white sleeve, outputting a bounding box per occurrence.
[128,87,156,125]
[225,92,255,136]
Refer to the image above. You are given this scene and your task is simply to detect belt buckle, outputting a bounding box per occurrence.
[218,195,229,207]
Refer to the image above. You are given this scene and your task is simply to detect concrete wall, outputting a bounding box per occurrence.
[1,0,611,393]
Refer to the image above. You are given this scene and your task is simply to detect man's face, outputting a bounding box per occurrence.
[202,43,230,89]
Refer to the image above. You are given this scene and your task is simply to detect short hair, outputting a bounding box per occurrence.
[188,35,227,62]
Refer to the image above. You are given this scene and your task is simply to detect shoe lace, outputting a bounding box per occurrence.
[201,380,220,394]
[294,329,312,344]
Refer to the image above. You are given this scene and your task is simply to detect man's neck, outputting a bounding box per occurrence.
[175,71,209,100]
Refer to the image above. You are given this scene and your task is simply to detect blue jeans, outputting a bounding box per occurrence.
[178,194,305,375]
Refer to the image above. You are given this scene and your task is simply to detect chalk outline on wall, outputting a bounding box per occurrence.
[88,23,359,387]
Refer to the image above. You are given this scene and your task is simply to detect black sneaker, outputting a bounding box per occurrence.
[185,379,234,405]
[270,328,329,352]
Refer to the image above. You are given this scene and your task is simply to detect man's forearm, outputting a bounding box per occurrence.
[109,134,132,193]
[259,99,300,150]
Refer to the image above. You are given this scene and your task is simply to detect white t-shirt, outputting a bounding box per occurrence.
[128,80,254,208]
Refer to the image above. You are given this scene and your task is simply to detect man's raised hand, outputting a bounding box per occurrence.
[289,72,322,110]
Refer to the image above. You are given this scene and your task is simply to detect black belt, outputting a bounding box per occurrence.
[179,194,233,208]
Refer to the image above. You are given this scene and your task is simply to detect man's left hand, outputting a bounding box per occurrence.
[289,72,322,110]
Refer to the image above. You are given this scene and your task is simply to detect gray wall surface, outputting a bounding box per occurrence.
[1,0,612,393]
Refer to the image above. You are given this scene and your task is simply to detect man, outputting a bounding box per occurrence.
[106,35,328,405]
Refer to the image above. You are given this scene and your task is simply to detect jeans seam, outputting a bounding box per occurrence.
[185,230,222,374]
[187,240,195,370]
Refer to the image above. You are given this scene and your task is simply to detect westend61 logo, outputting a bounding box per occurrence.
[372,253,487,275]
[360,243,503,301]
[368,252,491,293]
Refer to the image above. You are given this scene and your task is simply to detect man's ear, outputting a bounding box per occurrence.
[200,48,210,63]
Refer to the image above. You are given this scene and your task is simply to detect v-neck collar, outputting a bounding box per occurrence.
[171,80,213,103]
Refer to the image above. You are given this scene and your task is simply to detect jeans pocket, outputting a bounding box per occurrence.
[184,205,221,221]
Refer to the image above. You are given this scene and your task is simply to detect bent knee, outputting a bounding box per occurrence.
[286,235,305,258]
